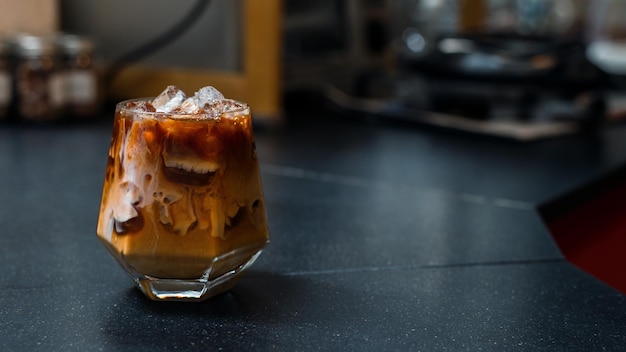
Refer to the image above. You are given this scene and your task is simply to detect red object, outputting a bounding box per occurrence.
[545,179,626,294]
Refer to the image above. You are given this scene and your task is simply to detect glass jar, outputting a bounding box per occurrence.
[57,34,100,119]
[14,34,66,122]
[0,39,12,120]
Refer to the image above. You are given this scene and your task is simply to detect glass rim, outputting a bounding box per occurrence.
[115,97,250,119]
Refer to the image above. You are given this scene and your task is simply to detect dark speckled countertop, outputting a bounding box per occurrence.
[1,100,625,351]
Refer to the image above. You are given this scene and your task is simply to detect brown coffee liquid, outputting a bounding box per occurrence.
[97,104,269,279]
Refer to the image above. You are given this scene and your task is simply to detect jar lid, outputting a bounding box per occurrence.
[14,34,56,57]
[57,34,95,55]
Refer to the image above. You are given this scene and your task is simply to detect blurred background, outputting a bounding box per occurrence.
[1,0,626,139]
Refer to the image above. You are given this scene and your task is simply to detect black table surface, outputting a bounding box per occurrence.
[1,103,626,351]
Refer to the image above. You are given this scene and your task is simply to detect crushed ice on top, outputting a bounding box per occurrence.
[132,85,245,118]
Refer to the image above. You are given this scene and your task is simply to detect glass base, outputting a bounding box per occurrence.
[125,247,265,302]
[137,275,240,302]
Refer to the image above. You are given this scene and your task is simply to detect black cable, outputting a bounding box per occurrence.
[105,0,213,89]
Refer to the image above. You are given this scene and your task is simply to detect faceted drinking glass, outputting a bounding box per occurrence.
[96,98,269,301]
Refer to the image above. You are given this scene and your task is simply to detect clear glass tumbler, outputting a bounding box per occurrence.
[96,98,269,301]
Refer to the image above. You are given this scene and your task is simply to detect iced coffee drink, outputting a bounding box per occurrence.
[97,85,269,301]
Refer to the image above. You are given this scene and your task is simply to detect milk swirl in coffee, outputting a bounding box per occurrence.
[96,86,269,298]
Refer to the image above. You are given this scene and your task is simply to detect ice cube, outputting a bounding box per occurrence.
[112,181,144,234]
[153,190,182,227]
[179,97,203,114]
[203,99,246,117]
[161,141,220,185]
[169,194,198,235]
[113,199,139,223]
[194,86,225,106]
[152,85,187,113]
[125,100,156,113]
